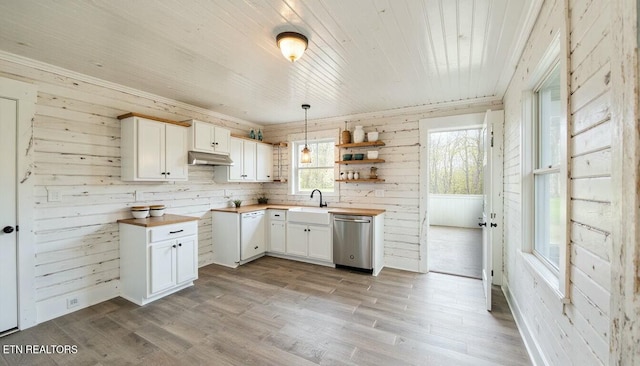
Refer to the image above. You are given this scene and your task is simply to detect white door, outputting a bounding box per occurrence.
[0,97,18,334]
[243,141,257,180]
[193,121,215,153]
[176,236,197,284]
[137,118,165,179]
[213,126,230,154]
[165,124,188,180]
[228,138,244,180]
[307,225,332,261]
[149,241,176,295]
[481,112,493,311]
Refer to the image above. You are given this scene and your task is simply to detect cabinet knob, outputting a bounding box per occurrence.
[161,172,166,175]
[166,172,171,175]
[179,243,182,247]
[172,245,177,248]
[254,246,259,250]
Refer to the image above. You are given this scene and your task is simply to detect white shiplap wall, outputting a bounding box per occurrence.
[0,58,266,322]
[263,100,502,272]
[502,0,612,364]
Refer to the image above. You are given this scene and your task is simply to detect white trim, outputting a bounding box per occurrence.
[502,282,548,366]
[0,50,256,127]
[0,76,37,330]
[520,27,570,301]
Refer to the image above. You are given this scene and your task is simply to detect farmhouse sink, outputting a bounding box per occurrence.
[287,207,330,225]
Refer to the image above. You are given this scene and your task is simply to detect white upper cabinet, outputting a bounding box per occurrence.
[189,120,230,154]
[256,142,273,182]
[216,137,273,182]
[120,116,188,181]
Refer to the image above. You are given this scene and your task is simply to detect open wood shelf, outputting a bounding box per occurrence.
[336,159,385,165]
[335,178,385,183]
[335,140,385,148]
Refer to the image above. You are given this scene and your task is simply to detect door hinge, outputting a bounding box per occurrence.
[490,131,494,147]
[491,270,494,276]
[16,225,19,232]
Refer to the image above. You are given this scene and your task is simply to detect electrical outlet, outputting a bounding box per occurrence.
[135,190,144,201]
[47,188,62,202]
[66,297,79,309]
[375,190,385,198]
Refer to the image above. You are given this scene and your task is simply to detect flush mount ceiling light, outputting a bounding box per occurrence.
[300,104,312,164]
[276,32,308,62]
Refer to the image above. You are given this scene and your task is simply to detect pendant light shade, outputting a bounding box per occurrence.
[276,32,308,62]
[301,104,311,164]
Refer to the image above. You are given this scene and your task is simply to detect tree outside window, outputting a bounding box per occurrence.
[429,128,483,195]
[294,139,335,193]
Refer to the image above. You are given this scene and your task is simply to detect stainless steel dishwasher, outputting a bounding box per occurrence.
[333,215,372,271]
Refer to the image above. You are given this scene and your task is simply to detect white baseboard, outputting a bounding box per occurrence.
[502,282,548,366]
[35,280,120,324]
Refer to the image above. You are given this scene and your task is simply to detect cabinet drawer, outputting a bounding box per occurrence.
[149,222,197,243]
[269,210,286,221]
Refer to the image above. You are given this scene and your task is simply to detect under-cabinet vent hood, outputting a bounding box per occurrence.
[188,151,234,166]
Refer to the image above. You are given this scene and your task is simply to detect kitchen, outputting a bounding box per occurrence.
[0,1,638,365]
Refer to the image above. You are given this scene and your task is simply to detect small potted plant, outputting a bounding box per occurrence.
[257,194,268,204]
[233,199,242,208]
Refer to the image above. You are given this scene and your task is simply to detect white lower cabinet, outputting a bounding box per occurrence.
[286,223,332,262]
[119,218,198,305]
[268,210,286,253]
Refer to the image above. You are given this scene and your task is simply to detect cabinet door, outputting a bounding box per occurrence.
[214,126,230,154]
[308,225,332,261]
[286,223,308,257]
[256,143,273,181]
[149,240,176,295]
[176,235,198,284]
[243,141,257,180]
[228,138,244,180]
[269,221,286,253]
[193,121,215,153]
[165,124,188,180]
[137,118,165,180]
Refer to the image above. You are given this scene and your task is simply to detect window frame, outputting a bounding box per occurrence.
[521,31,571,303]
[290,137,337,196]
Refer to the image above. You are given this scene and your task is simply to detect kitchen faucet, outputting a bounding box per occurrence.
[310,189,327,207]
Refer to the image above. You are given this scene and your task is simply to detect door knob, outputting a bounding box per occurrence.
[478,222,487,227]
[490,223,497,227]
[3,226,14,234]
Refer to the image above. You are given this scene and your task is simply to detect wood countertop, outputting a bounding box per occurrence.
[211,204,385,216]
[117,214,199,227]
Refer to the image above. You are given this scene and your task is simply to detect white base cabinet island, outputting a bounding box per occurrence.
[118,215,199,306]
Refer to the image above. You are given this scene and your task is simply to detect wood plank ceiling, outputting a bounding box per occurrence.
[0,0,536,124]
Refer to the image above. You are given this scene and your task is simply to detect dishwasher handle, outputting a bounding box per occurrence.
[334,217,371,223]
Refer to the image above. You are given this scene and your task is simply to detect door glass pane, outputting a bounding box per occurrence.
[534,172,561,269]
[537,65,562,169]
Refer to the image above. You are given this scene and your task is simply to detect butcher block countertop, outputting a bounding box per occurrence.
[117,214,199,227]
[211,204,385,216]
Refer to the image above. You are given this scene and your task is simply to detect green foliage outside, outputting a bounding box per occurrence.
[429,128,483,194]
[298,140,335,192]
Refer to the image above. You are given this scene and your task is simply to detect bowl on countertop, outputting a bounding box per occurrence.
[367,151,379,159]
[149,205,165,217]
[342,154,352,161]
[131,206,149,219]
[354,153,364,160]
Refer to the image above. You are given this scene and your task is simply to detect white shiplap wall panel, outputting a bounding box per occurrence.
[502,0,613,364]
[0,58,265,322]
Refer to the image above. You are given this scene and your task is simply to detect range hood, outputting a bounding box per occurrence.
[188,151,234,166]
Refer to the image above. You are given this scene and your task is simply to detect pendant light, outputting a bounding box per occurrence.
[276,32,308,62]
[300,104,312,164]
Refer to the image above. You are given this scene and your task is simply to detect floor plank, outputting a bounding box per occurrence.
[429,226,483,278]
[0,257,530,365]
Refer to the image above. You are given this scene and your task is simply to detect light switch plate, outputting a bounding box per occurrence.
[375,190,384,198]
[47,188,62,202]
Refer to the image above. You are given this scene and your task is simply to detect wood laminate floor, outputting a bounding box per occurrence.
[0,257,530,366]
[428,226,483,279]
